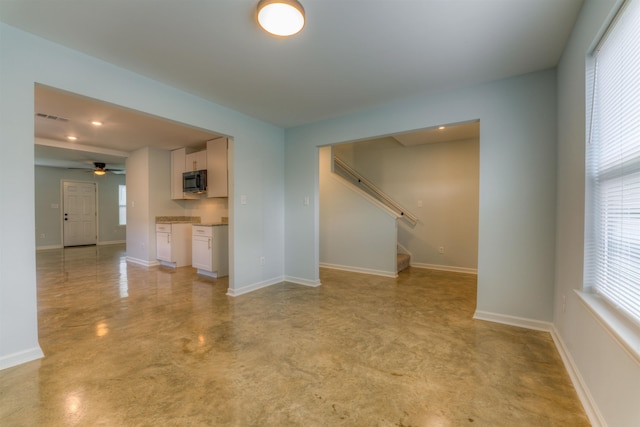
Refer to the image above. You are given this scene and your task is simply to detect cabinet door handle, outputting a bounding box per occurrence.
[208,238,211,250]
[167,234,170,244]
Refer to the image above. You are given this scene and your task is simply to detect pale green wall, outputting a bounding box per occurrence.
[34,165,126,248]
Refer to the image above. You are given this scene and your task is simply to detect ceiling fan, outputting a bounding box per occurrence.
[90,162,125,175]
[68,161,125,175]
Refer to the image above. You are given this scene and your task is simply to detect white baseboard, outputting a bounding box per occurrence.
[196,269,219,278]
[319,262,397,278]
[36,241,124,251]
[411,262,478,275]
[284,275,322,287]
[550,326,606,427]
[36,245,63,251]
[0,346,44,371]
[97,240,125,245]
[473,310,553,332]
[226,276,284,297]
[126,256,159,267]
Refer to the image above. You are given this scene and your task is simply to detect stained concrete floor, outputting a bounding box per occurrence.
[0,244,589,426]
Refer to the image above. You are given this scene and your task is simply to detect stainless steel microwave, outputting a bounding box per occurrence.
[183,169,207,193]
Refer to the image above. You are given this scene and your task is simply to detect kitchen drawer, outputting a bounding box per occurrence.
[156,223,172,232]
[192,225,213,237]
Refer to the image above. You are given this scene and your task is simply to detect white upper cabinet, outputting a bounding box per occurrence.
[185,150,207,172]
[171,138,227,200]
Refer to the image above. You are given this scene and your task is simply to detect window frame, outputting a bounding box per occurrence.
[582,0,640,363]
[118,184,126,226]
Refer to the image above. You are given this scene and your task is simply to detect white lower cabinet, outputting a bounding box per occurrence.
[156,230,172,261]
[156,223,192,267]
[192,224,228,278]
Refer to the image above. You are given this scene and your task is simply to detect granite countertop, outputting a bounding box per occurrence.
[156,216,201,224]
[195,217,228,227]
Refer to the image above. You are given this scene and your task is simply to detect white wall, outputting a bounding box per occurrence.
[180,198,229,225]
[319,146,398,276]
[0,23,285,369]
[35,166,126,248]
[125,147,184,265]
[555,0,640,425]
[124,148,151,264]
[334,137,479,271]
[286,68,558,323]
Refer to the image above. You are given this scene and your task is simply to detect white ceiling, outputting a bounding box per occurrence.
[33,85,221,170]
[393,121,479,147]
[0,0,583,168]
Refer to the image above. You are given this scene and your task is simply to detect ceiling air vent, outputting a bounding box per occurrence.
[35,113,69,122]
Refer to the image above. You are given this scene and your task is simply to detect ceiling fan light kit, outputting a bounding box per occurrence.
[81,162,124,176]
[93,162,107,175]
[257,0,305,37]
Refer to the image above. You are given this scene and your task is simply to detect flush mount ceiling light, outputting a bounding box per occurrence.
[257,0,305,37]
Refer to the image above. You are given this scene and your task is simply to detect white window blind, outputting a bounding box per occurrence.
[587,0,640,326]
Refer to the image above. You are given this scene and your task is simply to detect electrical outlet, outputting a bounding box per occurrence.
[438,246,445,254]
[260,256,265,266]
[40,233,45,239]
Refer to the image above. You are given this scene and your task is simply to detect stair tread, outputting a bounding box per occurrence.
[397,253,410,273]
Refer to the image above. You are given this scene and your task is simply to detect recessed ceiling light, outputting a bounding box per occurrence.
[91,121,103,126]
[438,126,446,130]
[257,0,305,37]
[67,136,78,141]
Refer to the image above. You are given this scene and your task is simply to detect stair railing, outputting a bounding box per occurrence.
[333,156,418,226]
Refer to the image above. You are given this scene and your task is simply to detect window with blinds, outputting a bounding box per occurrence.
[586,0,640,326]
[118,184,126,226]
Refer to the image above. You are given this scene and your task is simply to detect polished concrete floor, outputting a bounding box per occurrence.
[0,244,589,426]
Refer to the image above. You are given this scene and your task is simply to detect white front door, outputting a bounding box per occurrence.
[63,181,97,247]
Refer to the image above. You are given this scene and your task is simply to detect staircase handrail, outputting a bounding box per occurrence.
[333,156,418,226]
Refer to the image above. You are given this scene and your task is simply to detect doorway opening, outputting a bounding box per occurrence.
[319,120,480,277]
